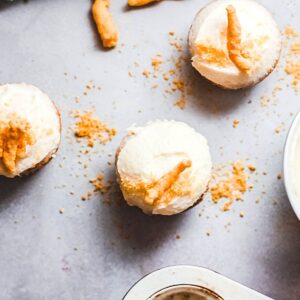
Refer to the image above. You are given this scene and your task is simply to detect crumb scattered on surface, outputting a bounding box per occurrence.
[285,26,298,38]
[247,164,256,172]
[175,96,186,110]
[210,161,249,211]
[151,55,164,71]
[260,95,270,107]
[233,119,240,128]
[284,26,300,92]
[72,111,116,147]
[137,32,188,109]
[81,191,93,201]
[81,173,112,203]
[143,69,151,78]
[90,173,111,194]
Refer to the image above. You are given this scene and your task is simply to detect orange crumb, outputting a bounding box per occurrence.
[0,115,35,173]
[81,191,93,201]
[151,56,164,71]
[260,95,270,107]
[284,27,300,92]
[247,164,256,172]
[285,60,300,92]
[73,111,116,147]
[142,69,151,78]
[172,79,185,92]
[232,119,240,128]
[272,85,282,97]
[169,40,183,52]
[175,96,186,110]
[210,161,248,211]
[284,26,298,38]
[275,125,282,134]
[90,173,111,194]
[163,73,170,81]
[290,40,300,55]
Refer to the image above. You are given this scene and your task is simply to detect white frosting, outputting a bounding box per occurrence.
[116,120,212,215]
[290,127,300,200]
[290,138,300,202]
[189,0,281,89]
[0,83,61,177]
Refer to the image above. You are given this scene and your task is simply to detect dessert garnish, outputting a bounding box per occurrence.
[116,120,212,215]
[226,5,252,73]
[0,115,35,173]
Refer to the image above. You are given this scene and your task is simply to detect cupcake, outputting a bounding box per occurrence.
[189,0,282,89]
[115,120,212,215]
[0,83,61,178]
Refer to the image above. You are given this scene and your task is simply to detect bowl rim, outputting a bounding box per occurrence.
[283,111,300,220]
[122,265,273,300]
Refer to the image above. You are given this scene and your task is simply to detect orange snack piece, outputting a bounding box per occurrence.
[128,0,160,7]
[226,5,252,73]
[92,0,118,48]
[146,159,192,205]
[120,159,192,207]
[0,116,35,173]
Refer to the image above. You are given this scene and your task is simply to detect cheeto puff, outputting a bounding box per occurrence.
[128,0,160,7]
[226,5,252,73]
[92,0,118,48]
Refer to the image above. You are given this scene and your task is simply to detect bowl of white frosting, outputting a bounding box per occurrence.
[123,265,273,300]
[284,112,300,220]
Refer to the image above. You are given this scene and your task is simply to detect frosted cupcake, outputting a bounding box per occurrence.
[115,120,212,215]
[189,0,281,89]
[0,83,61,178]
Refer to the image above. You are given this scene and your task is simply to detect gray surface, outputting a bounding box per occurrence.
[0,0,299,299]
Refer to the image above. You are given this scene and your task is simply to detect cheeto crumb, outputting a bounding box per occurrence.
[151,56,164,71]
[72,111,116,147]
[247,164,256,172]
[210,161,248,211]
[226,5,252,72]
[233,119,240,128]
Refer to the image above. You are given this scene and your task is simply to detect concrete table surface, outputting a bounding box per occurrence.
[0,0,299,299]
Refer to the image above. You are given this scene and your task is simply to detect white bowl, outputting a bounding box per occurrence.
[284,111,300,220]
[123,265,273,300]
